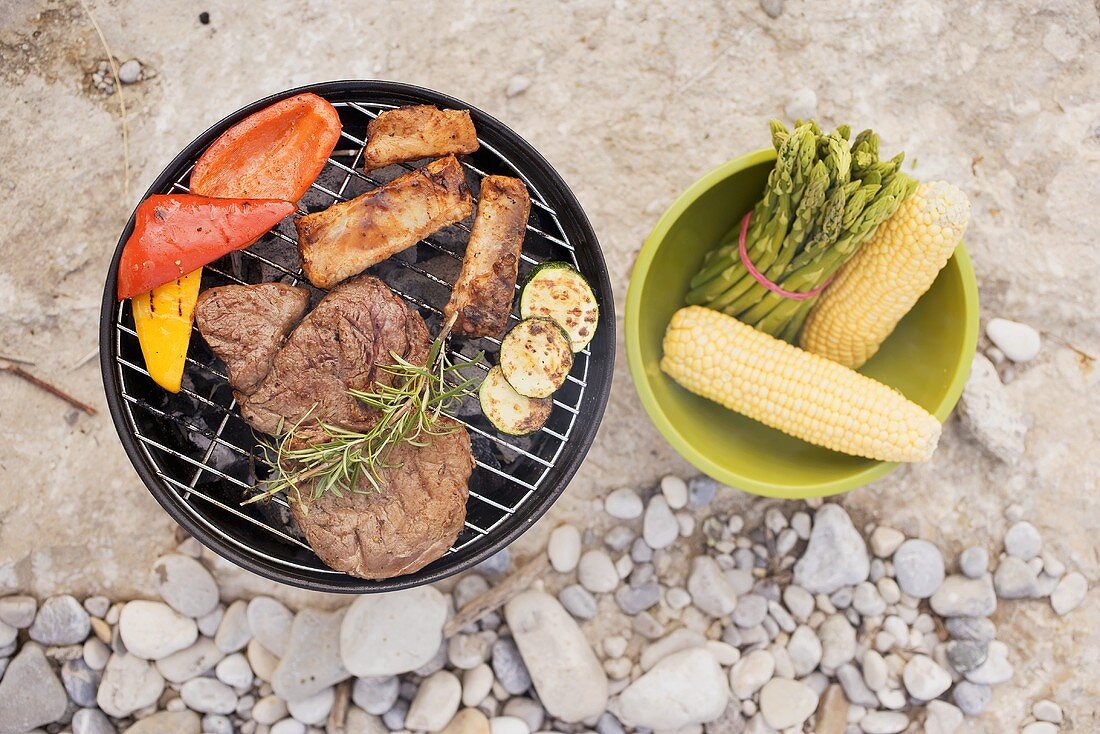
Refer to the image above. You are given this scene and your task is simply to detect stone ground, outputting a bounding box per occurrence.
[0,0,1097,731]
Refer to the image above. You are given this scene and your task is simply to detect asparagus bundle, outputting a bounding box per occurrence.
[686,120,918,340]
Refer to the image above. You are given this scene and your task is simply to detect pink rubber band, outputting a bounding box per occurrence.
[737,212,832,301]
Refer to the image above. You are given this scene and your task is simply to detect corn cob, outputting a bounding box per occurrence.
[661,306,941,462]
[800,182,970,369]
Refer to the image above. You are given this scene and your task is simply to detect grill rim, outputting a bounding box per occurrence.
[99,79,615,593]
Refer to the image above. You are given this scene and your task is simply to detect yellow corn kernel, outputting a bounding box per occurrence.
[800,181,970,369]
[661,306,941,462]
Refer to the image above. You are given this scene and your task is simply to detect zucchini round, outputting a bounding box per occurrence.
[479,365,552,436]
[519,262,599,352]
[498,317,573,398]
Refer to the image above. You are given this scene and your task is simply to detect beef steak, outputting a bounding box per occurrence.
[194,283,310,394]
[195,275,471,580]
[290,418,472,579]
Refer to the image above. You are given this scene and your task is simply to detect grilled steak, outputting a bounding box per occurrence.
[240,276,430,440]
[290,420,472,579]
[296,155,474,289]
[194,283,310,394]
[195,275,471,579]
[361,105,479,171]
[444,175,530,338]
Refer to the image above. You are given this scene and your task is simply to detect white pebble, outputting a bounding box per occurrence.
[462,664,494,707]
[180,677,238,714]
[1021,724,1059,734]
[604,488,643,519]
[1032,699,1064,723]
[660,476,688,509]
[287,686,334,726]
[666,587,692,610]
[986,318,1041,362]
[490,715,529,734]
[1051,572,1087,615]
[1004,521,1043,560]
[577,550,619,593]
[270,719,306,734]
[215,653,254,689]
[251,695,288,725]
[548,525,582,573]
[870,527,905,558]
[643,496,679,550]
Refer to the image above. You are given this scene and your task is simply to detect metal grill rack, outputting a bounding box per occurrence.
[101,82,613,592]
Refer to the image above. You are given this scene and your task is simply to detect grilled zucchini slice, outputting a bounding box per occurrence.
[498,318,573,398]
[479,365,552,436]
[519,262,599,352]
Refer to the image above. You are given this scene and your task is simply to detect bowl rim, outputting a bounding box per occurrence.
[625,147,980,498]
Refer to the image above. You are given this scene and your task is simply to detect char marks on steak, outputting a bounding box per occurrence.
[195,275,471,579]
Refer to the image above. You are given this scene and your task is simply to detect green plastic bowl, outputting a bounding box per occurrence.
[625,148,979,498]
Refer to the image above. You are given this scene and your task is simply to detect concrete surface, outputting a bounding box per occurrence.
[0,0,1097,730]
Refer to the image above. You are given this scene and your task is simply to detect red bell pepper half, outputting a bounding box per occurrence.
[190,92,342,201]
[116,194,295,300]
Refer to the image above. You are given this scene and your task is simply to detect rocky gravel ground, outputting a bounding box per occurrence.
[0,486,1088,734]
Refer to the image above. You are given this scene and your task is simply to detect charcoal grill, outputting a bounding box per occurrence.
[100,81,614,593]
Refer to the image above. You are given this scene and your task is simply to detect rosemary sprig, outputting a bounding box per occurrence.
[247,316,481,509]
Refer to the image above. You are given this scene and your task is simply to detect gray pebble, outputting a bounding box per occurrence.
[477,549,511,575]
[29,595,90,646]
[72,708,115,734]
[945,616,996,642]
[829,587,853,610]
[952,681,992,716]
[0,596,37,629]
[733,548,756,570]
[958,547,989,578]
[1004,521,1042,560]
[630,538,653,564]
[733,595,768,628]
[615,583,661,615]
[558,585,598,620]
[61,658,101,707]
[836,663,878,707]
[352,676,399,715]
[454,575,490,609]
[604,526,635,553]
[632,611,666,640]
[203,715,233,734]
[492,638,532,695]
[381,700,408,730]
[503,698,545,732]
[759,0,783,18]
[399,679,418,700]
[595,712,625,734]
[945,640,988,673]
[118,59,142,84]
[767,601,796,633]
[643,496,679,550]
[687,476,719,507]
[852,583,886,618]
[893,540,946,599]
[993,556,1040,598]
[629,563,655,588]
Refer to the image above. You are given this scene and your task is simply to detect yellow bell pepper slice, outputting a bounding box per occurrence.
[132,268,203,393]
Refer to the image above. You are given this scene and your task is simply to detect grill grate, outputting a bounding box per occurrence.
[104,87,610,591]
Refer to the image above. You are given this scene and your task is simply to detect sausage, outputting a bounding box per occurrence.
[444,176,531,338]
